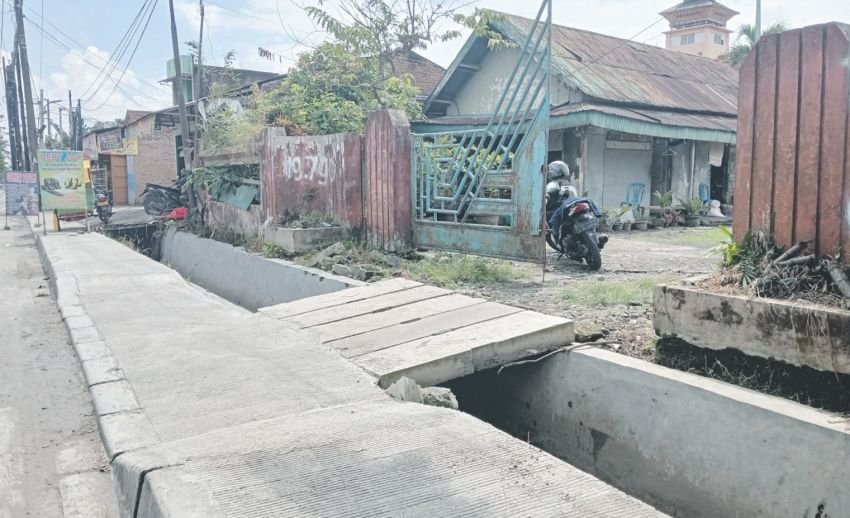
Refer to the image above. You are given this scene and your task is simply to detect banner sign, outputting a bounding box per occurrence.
[4,171,39,215]
[38,150,87,210]
[109,138,138,156]
[97,129,123,153]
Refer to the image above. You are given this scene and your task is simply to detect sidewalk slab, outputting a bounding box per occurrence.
[36,230,664,517]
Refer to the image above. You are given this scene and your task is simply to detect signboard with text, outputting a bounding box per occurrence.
[38,150,87,210]
[4,171,39,215]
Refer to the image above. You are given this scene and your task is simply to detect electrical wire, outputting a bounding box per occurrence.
[87,0,160,112]
[82,0,154,102]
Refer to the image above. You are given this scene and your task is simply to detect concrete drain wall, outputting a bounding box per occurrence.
[444,345,850,518]
[160,228,362,311]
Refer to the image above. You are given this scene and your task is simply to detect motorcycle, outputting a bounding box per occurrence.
[139,183,183,216]
[545,179,608,271]
[94,189,113,224]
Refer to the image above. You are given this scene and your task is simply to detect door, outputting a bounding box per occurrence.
[110,155,128,205]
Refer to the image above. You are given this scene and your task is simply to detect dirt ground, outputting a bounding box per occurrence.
[453,227,721,360]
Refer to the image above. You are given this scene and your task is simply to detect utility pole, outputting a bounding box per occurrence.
[168,0,191,174]
[14,50,30,171]
[57,106,64,135]
[755,0,762,42]
[76,100,82,151]
[46,98,51,142]
[68,90,73,150]
[3,57,20,171]
[38,88,44,146]
[192,0,204,168]
[15,0,40,172]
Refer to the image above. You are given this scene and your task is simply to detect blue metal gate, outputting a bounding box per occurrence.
[412,0,552,262]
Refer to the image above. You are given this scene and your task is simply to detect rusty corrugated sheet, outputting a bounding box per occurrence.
[734,23,850,259]
[260,129,363,233]
[496,15,739,115]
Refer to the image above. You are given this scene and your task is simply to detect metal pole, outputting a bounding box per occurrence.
[14,51,29,171]
[38,88,43,146]
[15,0,40,175]
[68,90,73,147]
[46,99,51,142]
[755,0,762,42]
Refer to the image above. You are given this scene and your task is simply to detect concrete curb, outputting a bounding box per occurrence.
[32,230,179,517]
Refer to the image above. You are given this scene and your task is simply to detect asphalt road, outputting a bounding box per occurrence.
[0,211,118,518]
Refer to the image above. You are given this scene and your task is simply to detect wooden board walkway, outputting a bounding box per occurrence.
[260,278,574,387]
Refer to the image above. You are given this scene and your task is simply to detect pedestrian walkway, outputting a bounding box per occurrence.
[261,278,572,388]
[36,229,668,517]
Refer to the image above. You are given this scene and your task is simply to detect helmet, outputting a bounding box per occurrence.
[547,160,570,180]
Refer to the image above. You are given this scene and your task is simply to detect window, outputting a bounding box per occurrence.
[714,33,725,45]
[679,34,695,45]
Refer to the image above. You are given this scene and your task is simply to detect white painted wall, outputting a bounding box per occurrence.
[449,48,579,115]
[582,130,652,209]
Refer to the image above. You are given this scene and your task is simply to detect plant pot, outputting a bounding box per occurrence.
[598,221,611,232]
[633,221,648,231]
[611,223,623,231]
[622,222,633,231]
[685,215,702,227]
[651,217,666,228]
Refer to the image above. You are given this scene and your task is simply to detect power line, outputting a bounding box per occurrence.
[80,0,153,100]
[83,0,156,102]
[88,0,160,112]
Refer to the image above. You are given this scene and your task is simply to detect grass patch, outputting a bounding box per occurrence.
[403,253,525,288]
[562,276,675,306]
[639,227,728,249]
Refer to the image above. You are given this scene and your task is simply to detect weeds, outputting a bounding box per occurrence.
[403,253,524,288]
[562,276,675,306]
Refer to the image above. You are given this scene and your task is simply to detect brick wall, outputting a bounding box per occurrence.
[132,129,178,202]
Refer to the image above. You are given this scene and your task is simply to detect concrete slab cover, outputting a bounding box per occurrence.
[281,285,452,328]
[358,310,574,387]
[654,283,850,375]
[259,277,421,318]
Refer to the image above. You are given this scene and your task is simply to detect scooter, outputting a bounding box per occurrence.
[94,189,113,224]
[139,183,183,216]
[544,162,607,270]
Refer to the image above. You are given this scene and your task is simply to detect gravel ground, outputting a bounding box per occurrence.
[453,227,721,359]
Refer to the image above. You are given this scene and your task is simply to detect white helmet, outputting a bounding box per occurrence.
[547,160,570,180]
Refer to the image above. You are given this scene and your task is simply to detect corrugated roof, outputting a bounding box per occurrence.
[551,103,737,132]
[390,51,446,98]
[495,14,739,115]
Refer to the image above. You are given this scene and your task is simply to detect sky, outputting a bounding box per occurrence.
[0,0,847,123]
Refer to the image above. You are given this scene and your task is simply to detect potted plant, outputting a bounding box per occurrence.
[598,208,614,232]
[653,190,674,227]
[611,220,623,231]
[680,198,704,227]
[622,221,633,231]
[633,218,649,231]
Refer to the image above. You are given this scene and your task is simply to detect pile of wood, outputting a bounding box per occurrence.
[745,235,850,307]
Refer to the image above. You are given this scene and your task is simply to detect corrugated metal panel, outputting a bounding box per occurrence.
[414,104,737,143]
[495,15,739,115]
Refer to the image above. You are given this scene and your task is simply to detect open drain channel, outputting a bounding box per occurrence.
[102,227,850,518]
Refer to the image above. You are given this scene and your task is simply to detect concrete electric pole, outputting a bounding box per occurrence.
[168,0,191,173]
[755,0,762,42]
[14,0,39,173]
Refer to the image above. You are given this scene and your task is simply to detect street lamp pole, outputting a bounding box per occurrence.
[755,0,762,42]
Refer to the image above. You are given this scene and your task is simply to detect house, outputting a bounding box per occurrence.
[661,0,739,60]
[419,13,739,211]
[389,51,446,102]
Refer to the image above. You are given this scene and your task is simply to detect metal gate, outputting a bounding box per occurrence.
[412,0,552,262]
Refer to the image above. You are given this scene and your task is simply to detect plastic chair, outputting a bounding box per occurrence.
[699,183,710,204]
[622,183,645,207]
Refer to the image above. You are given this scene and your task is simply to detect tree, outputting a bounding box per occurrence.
[305,0,509,107]
[724,22,789,66]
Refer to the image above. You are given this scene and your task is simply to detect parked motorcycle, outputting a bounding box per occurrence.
[94,189,113,224]
[545,162,607,270]
[139,183,183,216]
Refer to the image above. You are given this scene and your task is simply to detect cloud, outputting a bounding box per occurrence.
[40,46,172,123]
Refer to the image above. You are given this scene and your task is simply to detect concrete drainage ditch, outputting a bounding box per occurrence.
[443,345,849,518]
[100,226,849,517]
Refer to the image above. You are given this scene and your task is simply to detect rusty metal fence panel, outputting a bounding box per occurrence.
[734,23,850,259]
[409,0,552,262]
[260,128,363,233]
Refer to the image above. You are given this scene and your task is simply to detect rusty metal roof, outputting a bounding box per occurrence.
[427,13,739,118]
[498,14,739,115]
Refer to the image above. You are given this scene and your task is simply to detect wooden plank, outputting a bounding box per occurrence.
[258,278,421,319]
[733,43,757,243]
[332,302,524,358]
[356,310,572,387]
[795,25,825,246]
[817,24,850,257]
[772,31,801,249]
[750,33,779,233]
[310,293,485,343]
[284,286,451,328]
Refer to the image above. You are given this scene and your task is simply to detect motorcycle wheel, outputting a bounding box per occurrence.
[581,231,602,271]
[545,232,564,253]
